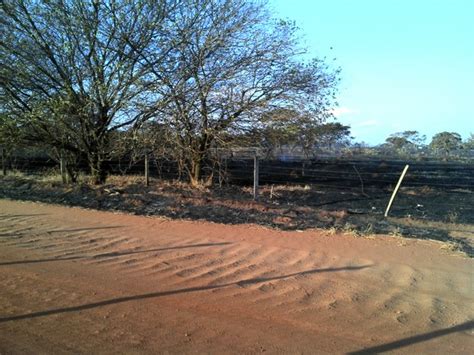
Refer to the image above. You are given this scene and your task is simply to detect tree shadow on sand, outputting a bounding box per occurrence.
[0,214,51,218]
[0,242,232,266]
[348,319,474,354]
[0,225,125,238]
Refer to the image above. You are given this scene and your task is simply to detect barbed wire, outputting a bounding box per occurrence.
[5,156,474,190]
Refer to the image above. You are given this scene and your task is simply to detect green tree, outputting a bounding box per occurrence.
[385,130,426,155]
[464,133,474,150]
[253,108,312,157]
[313,122,351,151]
[257,115,351,158]
[429,131,462,158]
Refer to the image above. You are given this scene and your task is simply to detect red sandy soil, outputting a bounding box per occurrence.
[0,199,472,354]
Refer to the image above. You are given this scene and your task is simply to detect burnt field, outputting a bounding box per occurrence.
[227,158,474,221]
[2,156,473,255]
[225,157,474,189]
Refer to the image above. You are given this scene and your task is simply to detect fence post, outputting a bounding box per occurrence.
[253,153,259,200]
[1,147,6,176]
[384,164,409,217]
[218,158,223,188]
[144,151,150,187]
[60,154,67,183]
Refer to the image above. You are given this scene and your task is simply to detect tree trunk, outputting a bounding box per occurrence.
[1,148,7,176]
[60,155,67,183]
[187,135,213,187]
[66,166,78,183]
[89,153,107,184]
[204,171,214,187]
[189,159,201,187]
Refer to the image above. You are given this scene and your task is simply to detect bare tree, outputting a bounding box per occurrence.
[140,0,340,186]
[0,0,170,183]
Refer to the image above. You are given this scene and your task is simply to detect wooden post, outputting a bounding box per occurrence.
[384,164,409,217]
[144,152,150,187]
[253,153,259,200]
[1,147,6,176]
[60,155,67,183]
[218,158,224,188]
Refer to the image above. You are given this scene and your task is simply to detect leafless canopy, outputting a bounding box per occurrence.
[1,0,340,185]
[138,0,340,184]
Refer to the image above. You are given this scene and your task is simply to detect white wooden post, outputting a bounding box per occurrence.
[384,164,409,217]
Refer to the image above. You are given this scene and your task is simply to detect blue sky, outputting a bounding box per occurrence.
[271,0,474,145]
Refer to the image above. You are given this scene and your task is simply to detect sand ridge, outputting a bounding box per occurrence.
[0,199,472,354]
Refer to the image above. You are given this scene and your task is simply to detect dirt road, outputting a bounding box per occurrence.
[0,199,472,354]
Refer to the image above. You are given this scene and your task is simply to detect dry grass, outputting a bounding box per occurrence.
[342,223,361,237]
[389,226,403,238]
[446,211,459,224]
[103,174,148,186]
[439,241,463,254]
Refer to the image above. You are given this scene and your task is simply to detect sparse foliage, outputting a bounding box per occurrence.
[1,0,340,185]
[0,0,169,183]
[139,0,340,185]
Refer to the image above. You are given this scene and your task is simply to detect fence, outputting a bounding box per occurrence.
[4,154,474,191]
[3,153,473,204]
